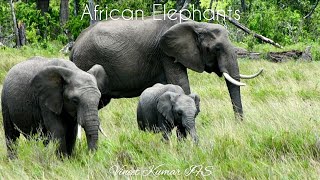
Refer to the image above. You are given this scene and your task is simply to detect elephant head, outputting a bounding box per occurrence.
[31,64,106,151]
[160,22,263,120]
[157,91,200,144]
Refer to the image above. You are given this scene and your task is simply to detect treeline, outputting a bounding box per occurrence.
[0,0,319,48]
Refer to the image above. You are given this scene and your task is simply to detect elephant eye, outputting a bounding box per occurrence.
[177,111,183,116]
[71,97,79,104]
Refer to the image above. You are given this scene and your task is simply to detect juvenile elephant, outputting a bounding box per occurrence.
[137,83,200,144]
[1,57,105,158]
[71,13,263,121]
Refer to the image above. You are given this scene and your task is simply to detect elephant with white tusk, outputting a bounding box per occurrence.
[70,13,263,120]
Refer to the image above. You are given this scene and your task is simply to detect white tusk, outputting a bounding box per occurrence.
[223,72,246,86]
[240,69,264,79]
[99,125,108,138]
[77,125,82,139]
[77,125,107,139]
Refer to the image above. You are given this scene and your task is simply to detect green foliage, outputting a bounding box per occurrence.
[202,0,320,45]
[15,2,61,43]
[66,15,89,40]
[0,1,14,47]
[244,2,304,45]
[243,34,257,51]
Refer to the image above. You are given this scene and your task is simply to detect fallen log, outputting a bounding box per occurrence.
[234,47,261,59]
[267,50,302,62]
[267,47,312,62]
[234,46,313,62]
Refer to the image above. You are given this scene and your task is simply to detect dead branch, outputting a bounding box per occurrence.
[215,12,283,48]
[304,0,319,19]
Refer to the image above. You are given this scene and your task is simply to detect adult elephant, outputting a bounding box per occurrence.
[70,13,262,120]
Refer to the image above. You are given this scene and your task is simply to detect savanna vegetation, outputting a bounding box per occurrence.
[0,0,320,179]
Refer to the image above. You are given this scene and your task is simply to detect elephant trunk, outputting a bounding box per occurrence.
[78,107,99,151]
[189,127,199,145]
[84,119,99,151]
[218,45,243,120]
[184,116,199,145]
[226,80,243,120]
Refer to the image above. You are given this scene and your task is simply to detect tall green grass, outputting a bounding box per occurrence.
[0,44,320,179]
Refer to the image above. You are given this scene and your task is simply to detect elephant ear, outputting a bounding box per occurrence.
[189,93,200,115]
[31,66,73,114]
[159,22,204,73]
[87,64,107,92]
[157,92,177,123]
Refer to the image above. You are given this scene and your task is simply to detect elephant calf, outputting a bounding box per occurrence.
[1,57,106,158]
[137,83,200,144]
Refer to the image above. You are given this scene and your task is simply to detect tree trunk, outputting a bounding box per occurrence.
[176,0,184,10]
[18,21,26,46]
[88,0,96,25]
[9,0,20,47]
[176,0,191,11]
[241,0,246,12]
[74,0,79,16]
[208,0,215,23]
[36,0,50,14]
[60,0,69,26]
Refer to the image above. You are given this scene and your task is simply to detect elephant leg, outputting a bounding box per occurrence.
[42,110,68,156]
[65,122,78,156]
[176,126,187,141]
[2,103,20,159]
[50,128,68,156]
[41,128,50,146]
[162,57,191,94]
[3,117,20,159]
[98,94,111,110]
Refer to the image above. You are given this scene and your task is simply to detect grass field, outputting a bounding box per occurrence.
[0,43,320,179]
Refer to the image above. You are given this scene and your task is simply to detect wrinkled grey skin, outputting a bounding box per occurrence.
[1,57,105,158]
[137,84,200,144]
[71,13,244,119]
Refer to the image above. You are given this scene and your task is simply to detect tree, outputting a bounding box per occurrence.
[9,0,20,47]
[36,0,50,14]
[241,0,246,12]
[176,0,191,11]
[88,0,96,25]
[60,0,69,26]
[74,0,79,16]
[304,0,319,19]
[176,0,200,11]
